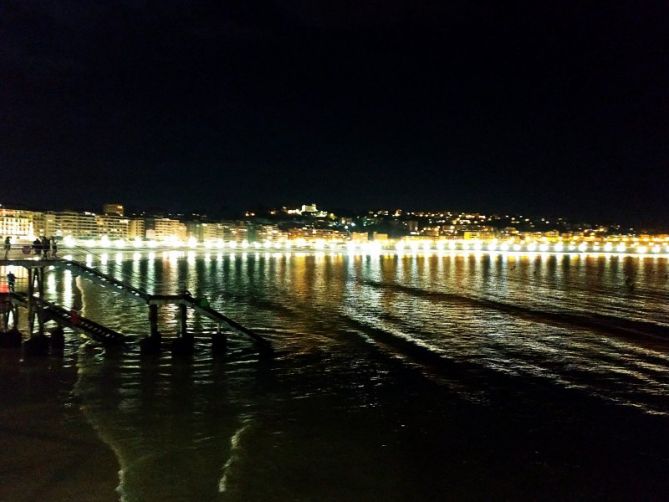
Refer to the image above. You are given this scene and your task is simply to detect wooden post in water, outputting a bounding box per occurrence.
[35,267,45,335]
[27,268,34,336]
[178,303,187,337]
[148,304,159,340]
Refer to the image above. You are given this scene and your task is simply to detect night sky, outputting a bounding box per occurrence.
[2,1,668,226]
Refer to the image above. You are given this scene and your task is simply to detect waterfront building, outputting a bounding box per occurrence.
[33,211,57,237]
[96,215,129,239]
[350,232,369,242]
[0,208,35,237]
[145,217,187,241]
[56,211,98,239]
[128,218,146,239]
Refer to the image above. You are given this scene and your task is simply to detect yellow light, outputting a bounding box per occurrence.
[637,246,648,254]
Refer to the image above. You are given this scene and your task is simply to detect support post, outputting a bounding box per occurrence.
[149,304,159,340]
[27,269,34,336]
[179,303,187,337]
[35,267,45,335]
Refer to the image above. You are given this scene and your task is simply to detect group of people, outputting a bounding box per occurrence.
[31,236,58,258]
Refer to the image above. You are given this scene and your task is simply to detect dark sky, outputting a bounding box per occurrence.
[1,1,668,225]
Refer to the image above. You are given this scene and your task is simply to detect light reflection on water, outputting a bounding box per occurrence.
[19,250,669,499]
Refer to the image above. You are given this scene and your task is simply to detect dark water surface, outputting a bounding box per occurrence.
[3,250,669,501]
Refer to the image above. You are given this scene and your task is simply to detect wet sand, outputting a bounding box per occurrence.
[0,350,119,502]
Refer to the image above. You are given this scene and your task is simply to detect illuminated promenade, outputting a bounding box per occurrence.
[46,235,669,257]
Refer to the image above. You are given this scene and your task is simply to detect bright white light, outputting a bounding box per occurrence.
[436,241,446,251]
[473,241,483,251]
[263,240,272,249]
[652,245,661,253]
[448,241,457,251]
[229,240,238,249]
[487,242,497,251]
[63,235,76,248]
[187,237,198,248]
[241,240,250,249]
[114,239,125,249]
[616,243,626,253]
[539,243,549,252]
[554,243,564,252]
[637,246,648,254]
[513,244,522,251]
[578,243,588,252]
[500,243,510,251]
[134,237,144,248]
[527,243,537,252]
[100,235,111,248]
[603,243,613,252]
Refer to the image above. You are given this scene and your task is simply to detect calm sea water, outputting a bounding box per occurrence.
[2,250,669,501]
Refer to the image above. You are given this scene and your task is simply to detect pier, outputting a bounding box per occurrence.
[0,255,271,355]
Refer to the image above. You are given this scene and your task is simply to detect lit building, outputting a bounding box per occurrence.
[96,215,129,239]
[33,211,57,237]
[0,208,35,237]
[145,217,187,241]
[55,211,98,239]
[350,232,369,242]
[103,203,124,217]
[128,218,146,239]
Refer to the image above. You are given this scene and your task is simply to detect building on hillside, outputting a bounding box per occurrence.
[103,203,124,217]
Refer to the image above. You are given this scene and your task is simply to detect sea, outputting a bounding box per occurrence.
[1,249,669,501]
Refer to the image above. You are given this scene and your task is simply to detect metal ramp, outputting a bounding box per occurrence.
[59,259,149,300]
[10,292,126,346]
[54,259,270,349]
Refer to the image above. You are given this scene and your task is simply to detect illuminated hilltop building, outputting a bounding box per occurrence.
[103,203,124,217]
